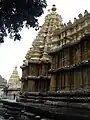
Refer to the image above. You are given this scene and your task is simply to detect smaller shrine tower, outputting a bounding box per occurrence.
[7,66,21,99]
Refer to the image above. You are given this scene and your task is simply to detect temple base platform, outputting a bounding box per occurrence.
[1,90,90,119]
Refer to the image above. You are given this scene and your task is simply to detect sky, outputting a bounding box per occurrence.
[0,0,90,81]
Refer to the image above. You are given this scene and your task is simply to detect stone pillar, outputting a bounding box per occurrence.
[59,74,62,90]
[79,68,83,89]
[82,68,87,89]
[88,67,90,88]
[21,81,24,93]
[73,70,76,90]
[62,73,65,89]
[22,80,28,93]
[65,73,69,91]
[84,68,88,89]
[77,70,81,89]
[49,75,56,91]
[28,80,35,92]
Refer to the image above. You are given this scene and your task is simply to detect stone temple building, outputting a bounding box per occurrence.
[49,10,90,92]
[21,5,63,93]
[21,5,90,94]
[7,66,21,99]
[5,5,90,119]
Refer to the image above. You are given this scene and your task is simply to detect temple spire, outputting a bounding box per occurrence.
[15,66,17,70]
[51,4,57,11]
[8,66,21,90]
[24,5,63,63]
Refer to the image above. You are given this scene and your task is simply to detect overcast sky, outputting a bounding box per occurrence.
[0,0,90,81]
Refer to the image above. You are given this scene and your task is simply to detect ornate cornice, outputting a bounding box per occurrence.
[49,33,90,55]
[22,75,51,81]
[49,60,90,73]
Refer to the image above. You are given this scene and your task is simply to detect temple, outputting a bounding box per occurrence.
[21,5,90,94]
[21,5,63,93]
[1,5,90,120]
[49,10,90,92]
[7,66,21,99]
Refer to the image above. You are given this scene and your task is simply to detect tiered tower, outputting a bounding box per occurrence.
[8,66,21,93]
[21,5,63,93]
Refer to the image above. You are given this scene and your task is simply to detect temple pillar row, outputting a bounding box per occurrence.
[49,75,56,91]
[27,80,35,92]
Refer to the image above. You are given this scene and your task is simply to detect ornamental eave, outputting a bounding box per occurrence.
[48,33,90,55]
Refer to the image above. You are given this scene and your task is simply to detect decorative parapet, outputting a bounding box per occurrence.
[49,33,90,54]
[54,10,90,36]
[50,10,90,52]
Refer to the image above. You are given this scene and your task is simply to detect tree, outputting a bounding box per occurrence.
[0,0,47,43]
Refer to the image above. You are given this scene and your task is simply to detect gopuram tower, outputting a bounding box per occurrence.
[21,5,63,93]
[7,66,21,99]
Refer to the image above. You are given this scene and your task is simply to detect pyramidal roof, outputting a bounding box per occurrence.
[8,66,21,90]
[24,5,63,64]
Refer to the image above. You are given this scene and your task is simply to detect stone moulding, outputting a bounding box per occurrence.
[21,75,51,81]
[48,33,90,55]
[28,60,41,64]
[27,76,40,80]
[21,60,51,68]
[49,60,90,73]
[53,11,90,36]
[27,75,51,80]
[7,88,20,91]
[28,60,51,64]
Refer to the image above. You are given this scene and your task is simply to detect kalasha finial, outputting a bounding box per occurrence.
[15,66,17,70]
[51,4,56,11]
[48,9,50,12]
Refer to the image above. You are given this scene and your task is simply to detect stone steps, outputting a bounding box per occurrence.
[19,91,90,107]
[1,91,90,119]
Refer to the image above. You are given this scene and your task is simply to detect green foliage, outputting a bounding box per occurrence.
[0,0,47,43]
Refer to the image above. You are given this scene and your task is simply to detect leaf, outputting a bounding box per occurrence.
[0,0,47,42]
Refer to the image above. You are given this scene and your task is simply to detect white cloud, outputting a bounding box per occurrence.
[0,0,90,80]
